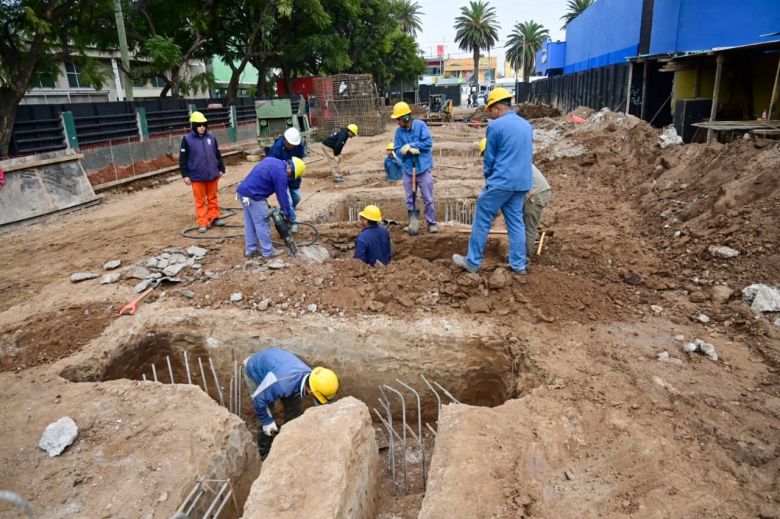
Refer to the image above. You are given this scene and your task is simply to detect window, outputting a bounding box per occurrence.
[33,73,55,88]
[65,63,83,88]
[133,77,147,88]
[153,76,167,88]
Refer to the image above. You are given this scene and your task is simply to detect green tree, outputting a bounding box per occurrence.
[453,0,499,87]
[392,0,423,38]
[505,20,549,83]
[0,0,114,157]
[560,0,595,29]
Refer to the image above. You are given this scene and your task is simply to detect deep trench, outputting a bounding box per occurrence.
[64,326,519,517]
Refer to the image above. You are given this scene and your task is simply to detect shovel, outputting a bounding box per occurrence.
[407,160,420,235]
[117,277,181,316]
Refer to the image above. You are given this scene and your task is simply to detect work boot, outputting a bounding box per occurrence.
[427,223,438,234]
[264,249,285,259]
[197,226,208,233]
[452,254,478,273]
[211,218,225,227]
[290,223,299,233]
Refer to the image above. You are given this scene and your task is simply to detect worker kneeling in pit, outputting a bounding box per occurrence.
[354,205,392,267]
[243,348,339,460]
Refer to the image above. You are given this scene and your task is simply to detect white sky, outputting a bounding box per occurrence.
[416,0,570,65]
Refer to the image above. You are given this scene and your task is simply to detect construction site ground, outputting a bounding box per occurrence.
[1,105,779,518]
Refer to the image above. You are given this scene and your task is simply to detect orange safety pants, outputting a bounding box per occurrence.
[191,178,221,227]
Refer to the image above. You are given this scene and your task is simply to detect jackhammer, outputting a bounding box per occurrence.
[268,207,297,256]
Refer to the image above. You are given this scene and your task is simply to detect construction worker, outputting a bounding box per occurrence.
[243,348,339,460]
[320,124,358,183]
[384,142,403,183]
[354,205,392,266]
[236,156,305,259]
[266,127,306,233]
[179,111,226,232]
[390,101,437,235]
[479,138,552,266]
[453,88,532,274]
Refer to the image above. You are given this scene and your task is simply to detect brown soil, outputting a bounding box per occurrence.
[87,154,179,186]
[1,106,778,518]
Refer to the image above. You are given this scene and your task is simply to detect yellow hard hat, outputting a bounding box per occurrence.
[347,124,359,136]
[486,87,513,108]
[358,204,382,222]
[479,137,487,155]
[390,101,412,119]
[190,111,207,123]
[386,142,394,151]
[309,367,339,404]
[291,157,306,179]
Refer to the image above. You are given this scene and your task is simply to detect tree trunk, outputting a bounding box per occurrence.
[523,48,530,84]
[0,87,23,158]
[472,47,480,87]
[170,70,182,98]
[281,67,291,97]
[225,59,249,107]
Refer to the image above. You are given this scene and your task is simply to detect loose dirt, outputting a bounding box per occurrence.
[0,106,778,518]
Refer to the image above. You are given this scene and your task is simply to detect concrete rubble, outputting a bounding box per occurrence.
[69,272,98,283]
[242,397,379,519]
[103,259,122,270]
[708,245,740,259]
[742,284,780,313]
[38,416,78,457]
[683,338,718,361]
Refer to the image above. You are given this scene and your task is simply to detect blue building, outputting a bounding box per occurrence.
[529,0,780,139]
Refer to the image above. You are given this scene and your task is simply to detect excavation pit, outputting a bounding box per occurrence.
[58,314,519,517]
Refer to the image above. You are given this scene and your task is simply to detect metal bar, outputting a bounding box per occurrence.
[383,385,409,494]
[166,355,175,384]
[237,362,242,420]
[229,377,234,415]
[377,398,395,483]
[202,481,229,518]
[209,357,224,406]
[769,53,780,121]
[397,379,426,490]
[420,374,441,415]
[183,351,193,385]
[151,363,158,383]
[212,488,233,517]
[175,481,202,514]
[425,422,437,438]
[433,381,460,404]
[198,357,209,395]
[142,373,147,382]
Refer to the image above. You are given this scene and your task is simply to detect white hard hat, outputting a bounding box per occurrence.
[284,127,302,146]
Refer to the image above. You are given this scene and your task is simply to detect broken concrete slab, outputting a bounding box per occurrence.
[100,273,121,285]
[708,245,740,259]
[70,272,98,283]
[126,266,152,280]
[38,416,78,457]
[242,397,379,519]
[186,246,208,258]
[162,264,186,277]
[103,260,122,270]
[750,285,780,313]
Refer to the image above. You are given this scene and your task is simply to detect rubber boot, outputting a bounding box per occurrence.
[407,210,419,235]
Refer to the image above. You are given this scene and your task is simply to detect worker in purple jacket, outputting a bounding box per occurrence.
[236,157,306,258]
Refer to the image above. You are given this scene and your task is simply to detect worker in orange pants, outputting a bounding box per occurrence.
[179,111,226,232]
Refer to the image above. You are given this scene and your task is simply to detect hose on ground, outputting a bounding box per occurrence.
[0,491,34,518]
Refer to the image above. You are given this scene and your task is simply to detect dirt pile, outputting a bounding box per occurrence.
[516,103,561,120]
[87,154,178,186]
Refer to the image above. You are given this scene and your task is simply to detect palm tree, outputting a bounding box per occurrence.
[453,1,499,87]
[505,20,549,83]
[393,0,424,38]
[561,0,596,30]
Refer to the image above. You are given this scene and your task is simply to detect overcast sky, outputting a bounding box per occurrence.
[416,0,571,63]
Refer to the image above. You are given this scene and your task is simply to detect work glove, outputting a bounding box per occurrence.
[241,196,251,207]
[400,144,412,155]
[262,421,279,436]
[409,147,420,155]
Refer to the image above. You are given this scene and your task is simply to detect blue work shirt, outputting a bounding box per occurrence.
[245,348,312,426]
[354,225,392,266]
[394,119,433,175]
[384,154,404,181]
[483,111,533,191]
[236,157,293,218]
[267,136,306,190]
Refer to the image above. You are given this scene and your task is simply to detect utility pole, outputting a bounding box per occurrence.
[114,0,133,101]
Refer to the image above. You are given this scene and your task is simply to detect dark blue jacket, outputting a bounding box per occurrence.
[236,157,293,218]
[179,131,224,182]
[354,225,391,266]
[245,348,311,426]
[384,155,403,181]
[322,128,350,156]
[267,136,306,189]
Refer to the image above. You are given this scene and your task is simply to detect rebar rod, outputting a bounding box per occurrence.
[166,355,175,384]
[383,385,409,494]
[198,357,209,395]
[234,361,239,415]
[237,363,242,420]
[174,481,203,515]
[378,397,395,483]
[209,357,224,406]
[229,377,234,414]
[425,422,438,438]
[433,381,460,404]
[420,374,441,415]
[183,351,193,385]
[202,481,229,518]
[151,363,158,383]
[212,488,233,517]
[372,408,404,489]
[397,378,426,490]
[142,373,147,382]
